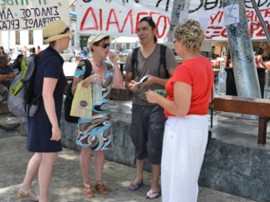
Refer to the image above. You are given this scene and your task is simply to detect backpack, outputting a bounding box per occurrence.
[7,53,53,117]
[64,59,92,123]
[131,44,169,78]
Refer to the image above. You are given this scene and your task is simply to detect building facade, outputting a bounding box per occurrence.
[0,1,78,52]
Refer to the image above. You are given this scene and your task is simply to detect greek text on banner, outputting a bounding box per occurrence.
[0,0,69,31]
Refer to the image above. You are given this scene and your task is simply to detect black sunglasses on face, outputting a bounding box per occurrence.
[99,43,110,49]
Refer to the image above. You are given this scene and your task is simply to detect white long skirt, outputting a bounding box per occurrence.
[161,115,209,202]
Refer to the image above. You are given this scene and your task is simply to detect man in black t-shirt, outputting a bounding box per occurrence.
[0,54,15,88]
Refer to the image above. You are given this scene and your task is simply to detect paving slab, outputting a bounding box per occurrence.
[0,132,256,202]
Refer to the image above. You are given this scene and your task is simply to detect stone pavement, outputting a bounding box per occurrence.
[0,115,256,202]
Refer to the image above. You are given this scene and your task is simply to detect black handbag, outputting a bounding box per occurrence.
[64,59,92,123]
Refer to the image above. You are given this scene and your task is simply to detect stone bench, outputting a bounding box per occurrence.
[211,95,270,144]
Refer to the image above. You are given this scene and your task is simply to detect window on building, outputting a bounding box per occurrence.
[71,4,75,11]
[29,30,33,45]
[15,31,20,45]
[71,30,75,46]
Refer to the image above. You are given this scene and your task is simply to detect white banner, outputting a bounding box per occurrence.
[0,0,70,31]
[189,0,270,40]
[76,0,270,41]
[76,0,173,40]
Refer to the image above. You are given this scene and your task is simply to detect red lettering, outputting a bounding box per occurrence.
[119,10,134,33]
[106,9,120,31]
[149,12,160,19]
[80,7,98,31]
[249,22,260,38]
[135,12,148,33]
[264,8,270,18]
[149,12,168,38]
[205,26,223,40]
[210,11,222,25]
[256,27,264,37]
[246,10,255,22]
[165,17,171,38]
[79,8,171,39]
[220,28,227,38]
[134,11,169,38]
[218,11,223,23]
[156,16,167,38]
[256,25,269,37]
[99,9,103,31]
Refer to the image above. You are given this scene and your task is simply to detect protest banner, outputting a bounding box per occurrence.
[0,0,69,31]
[76,0,173,40]
[189,0,270,40]
[76,0,270,41]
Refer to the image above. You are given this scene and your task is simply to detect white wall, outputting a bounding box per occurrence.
[0,22,77,51]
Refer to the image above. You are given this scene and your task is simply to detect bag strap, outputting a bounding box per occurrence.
[35,52,55,66]
[159,44,169,78]
[131,47,140,76]
[131,45,169,78]
[24,53,54,103]
[69,59,92,96]
[82,59,92,78]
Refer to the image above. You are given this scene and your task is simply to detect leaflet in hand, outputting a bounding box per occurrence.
[134,76,149,87]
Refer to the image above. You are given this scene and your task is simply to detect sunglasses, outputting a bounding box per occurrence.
[99,43,110,49]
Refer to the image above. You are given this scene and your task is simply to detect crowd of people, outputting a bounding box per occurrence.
[0,17,267,202]
[8,18,213,202]
[211,46,270,70]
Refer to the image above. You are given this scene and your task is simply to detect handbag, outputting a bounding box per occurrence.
[64,59,92,123]
[70,82,92,119]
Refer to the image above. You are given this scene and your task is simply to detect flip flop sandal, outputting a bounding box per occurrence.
[146,190,161,200]
[128,182,144,191]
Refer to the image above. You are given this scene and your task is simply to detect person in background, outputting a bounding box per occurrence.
[225,54,233,68]
[0,54,15,88]
[21,46,27,57]
[255,47,266,69]
[37,46,41,54]
[72,33,123,198]
[0,46,6,55]
[264,54,270,70]
[28,47,36,57]
[145,19,214,202]
[16,47,23,55]
[17,20,73,202]
[125,16,176,199]
[12,54,24,73]
[211,54,220,69]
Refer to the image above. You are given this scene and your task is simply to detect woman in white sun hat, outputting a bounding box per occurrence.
[71,33,123,198]
[17,20,73,202]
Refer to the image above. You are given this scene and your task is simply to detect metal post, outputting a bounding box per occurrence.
[223,0,261,98]
[168,0,191,43]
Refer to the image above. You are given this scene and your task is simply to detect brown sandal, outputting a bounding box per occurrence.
[17,187,38,201]
[94,183,109,195]
[83,182,94,198]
